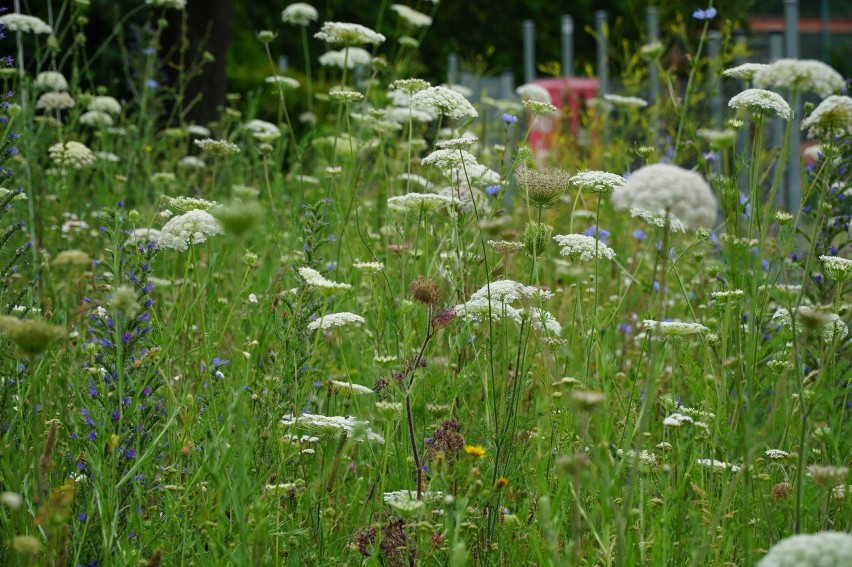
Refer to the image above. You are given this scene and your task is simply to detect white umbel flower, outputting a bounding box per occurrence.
[756,531,852,567]
[318,47,372,69]
[553,234,615,261]
[722,63,768,81]
[159,210,223,251]
[527,307,562,335]
[328,379,374,395]
[314,21,385,46]
[820,255,852,282]
[79,110,113,128]
[390,4,433,27]
[36,92,75,111]
[663,413,694,427]
[387,192,453,213]
[194,138,240,155]
[604,93,648,108]
[307,312,365,332]
[696,459,741,473]
[244,119,282,142]
[612,163,718,231]
[801,95,852,139]
[0,14,52,34]
[265,75,301,89]
[88,96,122,116]
[353,260,384,273]
[164,196,218,212]
[753,58,845,98]
[421,148,479,170]
[146,0,187,9]
[34,71,68,92]
[643,320,709,336]
[410,86,478,120]
[469,279,552,304]
[729,88,793,120]
[298,267,352,291]
[515,83,552,104]
[569,170,627,196]
[281,3,318,26]
[280,413,383,443]
[48,141,96,169]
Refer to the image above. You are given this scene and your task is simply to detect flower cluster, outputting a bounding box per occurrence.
[298,266,352,291]
[753,58,844,98]
[410,86,478,120]
[728,88,792,120]
[280,413,384,443]
[553,234,615,262]
[307,311,365,332]
[48,141,96,169]
[158,209,224,251]
[756,531,852,567]
[314,21,386,46]
[801,95,852,139]
[281,3,319,26]
[612,163,718,230]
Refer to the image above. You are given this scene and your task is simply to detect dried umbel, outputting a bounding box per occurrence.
[515,165,571,209]
[410,276,441,305]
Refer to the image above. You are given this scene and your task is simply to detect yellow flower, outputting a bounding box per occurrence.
[464,445,486,458]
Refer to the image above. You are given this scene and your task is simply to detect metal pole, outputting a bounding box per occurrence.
[784,0,801,212]
[708,31,722,129]
[561,15,574,78]
[595,11,609,96]
[733,28,749,191]
[447,53,458,86]
[646,7,659,105]
[500,69,514,99]
[523,20,535,84]
[769,32,785,207]
[821,0,830,62]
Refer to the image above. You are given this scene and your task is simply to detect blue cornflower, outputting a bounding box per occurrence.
[632,228,646,242]
[693,7,717,19]
[583,225,610,244]
[501,113,518,124]
[486,185,501,196]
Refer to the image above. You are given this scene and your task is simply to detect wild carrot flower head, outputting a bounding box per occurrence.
[612,163,718,231]
[728,88,792,120]
[801,95,852,139]
[281,3,319,26]
[390,4,432,28]
[753,58,844,98]
[569,170,626,196]
[314,22,386,46]
[0,14,52,33]
[410,86,478,120]
[553,234,615,262]
[756,531,852,567]
[48,141,95,169]
[158,209,224,251]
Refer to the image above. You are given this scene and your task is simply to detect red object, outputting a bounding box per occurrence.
[527,78,599,154]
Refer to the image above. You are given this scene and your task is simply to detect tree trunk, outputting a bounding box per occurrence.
[163,0,233,126]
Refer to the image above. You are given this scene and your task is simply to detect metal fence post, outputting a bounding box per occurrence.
[523,20,535,84]
[784,0,801,212]
[448,53,458,86]
[561,16,574,78]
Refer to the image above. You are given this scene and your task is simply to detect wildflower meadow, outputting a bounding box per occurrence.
[0,1,850,566]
